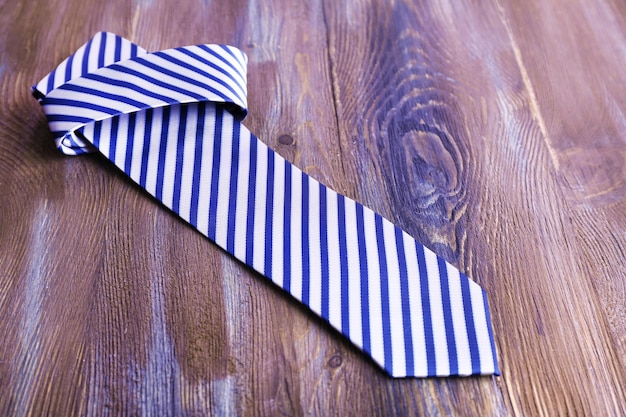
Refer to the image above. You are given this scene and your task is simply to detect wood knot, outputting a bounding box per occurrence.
[327,354,343,369]
[278,134,294,145]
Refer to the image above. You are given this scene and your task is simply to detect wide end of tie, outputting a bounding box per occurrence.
[372,262,499,378]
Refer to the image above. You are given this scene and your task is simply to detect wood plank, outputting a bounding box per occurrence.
[0,0,625,415]
[501,0,626,367]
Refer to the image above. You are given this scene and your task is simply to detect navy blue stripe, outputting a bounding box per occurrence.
[189,102,206,227]
[178,48,247,98]
[97,33,107,68]
[437,257,458,375]
[138,108,154,188]
[416,245,436,376]
[319,184,330,320]
[263,148,275,278]
[130,57,231,103]
[51,131,66,138]
[114,35,122,62]
[58,83,147,108]
[124,112,137,175]
[355,204,371,355]
[64,54,74,83]
[207,107,224,240]
[245,134,258,265]
[81,38,93,76]
[154,106,171,202]
[282,162,292,292]
[92,120,102,148]
[459,272,481,374]
[172,104,188,214]
[46,115,92,123]
[46,69,56,96]
[301,175,310,306]
[44,98,120,115]
[394,227,414,376]
[130,43,138,58]
[226,120,240,254]
[81,72,180,104]
[189,102,206,228]
[337,195,349,336]
[108,116,120,160]
[374,215,393,373]
[154,51,245,105]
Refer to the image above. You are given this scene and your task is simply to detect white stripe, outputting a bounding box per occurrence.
[113,114,129,168]
[251,142,269,273]
[214,112,234,247]
[344,199,363,348]
[144,107,163,196]
[424,248,449,375]
[103,32,117,67]
[120,38,133,62]
[160,106,181,209]
[307,180,322,315]
[177,107,199,222]
[402,233,427,377]
[470,281,496,374]
[382,220,406,377]
[270,158,285,286]
[446,263,471,375]
[44,101,114,118]
[47,120,88,135]
[97,117,112,159]
[289,168,303,301]
[53,61,67,91]
[363,207,384,368]
[325,188,342,331]
[195,106,217,236]
[87,33,102,73]
[233,128,251,261]
[129,111,146,182]
[70,44,86,80]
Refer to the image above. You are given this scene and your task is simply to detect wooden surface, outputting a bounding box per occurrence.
[1,0,625,415]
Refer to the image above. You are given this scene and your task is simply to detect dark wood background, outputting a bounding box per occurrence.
[1,0,625,415]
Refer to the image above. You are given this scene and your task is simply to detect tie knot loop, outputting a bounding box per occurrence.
[32,32,248,155]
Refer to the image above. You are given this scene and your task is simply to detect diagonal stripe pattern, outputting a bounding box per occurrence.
[33,32,499,378]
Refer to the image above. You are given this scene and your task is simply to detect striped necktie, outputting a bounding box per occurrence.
[32,32,498,378]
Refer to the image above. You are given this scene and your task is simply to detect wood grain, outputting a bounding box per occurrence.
[1,0,625,415]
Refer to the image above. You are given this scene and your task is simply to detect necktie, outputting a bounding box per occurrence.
[32,32,499,378]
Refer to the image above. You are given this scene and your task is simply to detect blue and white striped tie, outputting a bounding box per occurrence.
[33,32,499,378]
